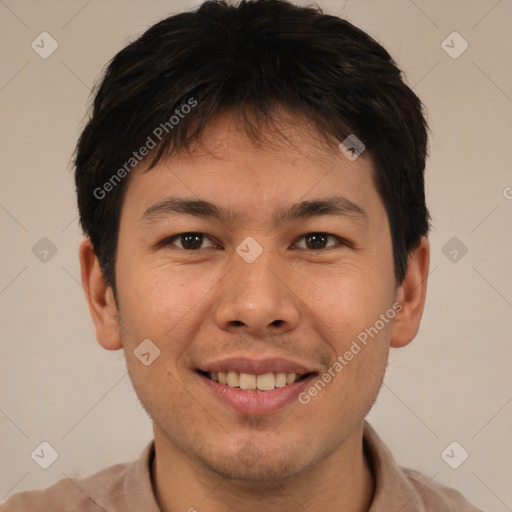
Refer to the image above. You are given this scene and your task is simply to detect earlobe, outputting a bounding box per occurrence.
[390,236,430,348]
[79,238,123,351]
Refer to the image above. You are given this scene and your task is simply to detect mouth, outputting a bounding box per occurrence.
[198,370,313,391]
[194,358,318,414]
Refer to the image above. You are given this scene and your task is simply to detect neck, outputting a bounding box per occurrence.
[151,423,375,512]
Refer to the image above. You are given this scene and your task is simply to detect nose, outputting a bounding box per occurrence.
[213,245,301,337]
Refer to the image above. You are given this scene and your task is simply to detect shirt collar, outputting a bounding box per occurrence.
[363,420,427,512]
[124,438,161,512]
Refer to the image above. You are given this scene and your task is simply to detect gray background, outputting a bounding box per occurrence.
[1,0,511,510]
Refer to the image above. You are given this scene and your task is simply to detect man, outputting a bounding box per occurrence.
[1,0,483,510]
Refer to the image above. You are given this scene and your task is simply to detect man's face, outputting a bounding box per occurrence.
[113,110,399,481]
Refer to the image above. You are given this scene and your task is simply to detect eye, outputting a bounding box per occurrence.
[294,232,347,250]
[160,232,216,251]
[159,231,348,252]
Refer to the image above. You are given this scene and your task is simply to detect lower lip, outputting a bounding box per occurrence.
[198,373,315,415]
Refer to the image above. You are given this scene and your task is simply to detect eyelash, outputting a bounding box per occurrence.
[158,232,350,252]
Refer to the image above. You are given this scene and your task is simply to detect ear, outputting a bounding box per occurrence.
[390,236,430,348]
[79,238,123,350]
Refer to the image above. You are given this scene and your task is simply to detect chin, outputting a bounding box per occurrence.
[200,451,307,484]
[191,435,319,484]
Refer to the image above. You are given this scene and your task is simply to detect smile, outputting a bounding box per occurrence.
[200,370,310,391]
[196,372,316,415]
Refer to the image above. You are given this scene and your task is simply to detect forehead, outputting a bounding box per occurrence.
[161,108,359,170]
[121,109,385,229]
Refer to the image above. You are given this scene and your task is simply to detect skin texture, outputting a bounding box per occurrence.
[80,109,430,512]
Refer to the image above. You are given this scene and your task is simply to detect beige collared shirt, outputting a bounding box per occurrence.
[1,421,483,511]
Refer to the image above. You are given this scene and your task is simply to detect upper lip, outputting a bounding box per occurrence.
[197,357,318,376]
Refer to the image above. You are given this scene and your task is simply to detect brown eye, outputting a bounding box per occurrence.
[295,233,344,250]
[163,232,215,250]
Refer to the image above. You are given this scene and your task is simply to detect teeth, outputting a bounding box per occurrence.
[207,371,304,391]
[257,373,275,391]
[239,373,256,390]
[286,373,297,385]
[226,371,239,387]
[274,372,287,387]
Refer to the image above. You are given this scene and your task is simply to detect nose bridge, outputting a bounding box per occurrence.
[237,245,278,297]
[213,240,300,334]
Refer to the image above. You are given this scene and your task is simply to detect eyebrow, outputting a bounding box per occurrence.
[140,195,369,228]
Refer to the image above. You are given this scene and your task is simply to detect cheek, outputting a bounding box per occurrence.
[299,315,391,425]
[300,261,395,404]
[303,263,395,336]
[115,257,230,387]
[116,257,205,335]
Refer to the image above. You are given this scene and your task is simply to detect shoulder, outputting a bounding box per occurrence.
[362,421,484,512]
[402,467,485,512]
[0,461,129,512]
